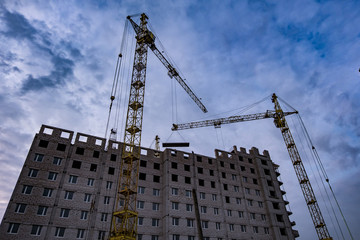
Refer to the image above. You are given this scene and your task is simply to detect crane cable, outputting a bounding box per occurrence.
[219,127,225,149]
[102,18,132,234]
[290,113,341,240]
[280,95,353,239]
[232,94,272,116]
[104,19,130,141]
[148,21,204,118]
[170,76,178,124]
[164,128,187,144]
[279,97,345,239]
[214,127,221,148]
[297,114,354,240]
[187,93,273,123]
[148,22,184,79]
[148,20,189,145]
[147,23,181,125]
[147,21,178,124]
[116,21,135,140]
[291,113,341,239]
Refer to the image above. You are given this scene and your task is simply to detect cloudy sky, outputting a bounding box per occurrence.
[0,0,359,239]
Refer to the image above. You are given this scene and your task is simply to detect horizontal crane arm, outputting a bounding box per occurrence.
[172,110,297,130]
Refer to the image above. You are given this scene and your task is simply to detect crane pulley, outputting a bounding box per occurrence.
[172,93,333,240]
[109,13,207,240]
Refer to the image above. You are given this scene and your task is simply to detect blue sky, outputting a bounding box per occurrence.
[0,0,359,239]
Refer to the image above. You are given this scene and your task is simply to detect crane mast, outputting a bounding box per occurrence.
[272,93,332,240]
[110,13,206,240]
[110,13,150,240]
[172,94,332,240]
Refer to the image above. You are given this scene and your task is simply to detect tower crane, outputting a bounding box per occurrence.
[172,93,332,240]
[109,13,207,240]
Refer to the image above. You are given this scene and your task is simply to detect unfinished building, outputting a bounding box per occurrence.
[0,125,299,239]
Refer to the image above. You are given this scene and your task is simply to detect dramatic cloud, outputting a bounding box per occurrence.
[21,55,74,92]
[0,0,359,239]
[0,5,82,93]
[1,7,38,40]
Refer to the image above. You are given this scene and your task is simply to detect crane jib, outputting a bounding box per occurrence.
[172,111,297,131]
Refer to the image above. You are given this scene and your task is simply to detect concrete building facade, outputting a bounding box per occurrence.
[0,125,299,239]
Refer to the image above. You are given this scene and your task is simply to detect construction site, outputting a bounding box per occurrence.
[0,12,355,240]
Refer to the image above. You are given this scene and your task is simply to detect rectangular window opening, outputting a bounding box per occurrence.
[93,150,100,158]
[90,164,98,172]
[76,147,85,155]
[153,175,160,183]
[57,143,66,151]
[61,131,70,139]
[153,162,160,170]
[38,140,49,148]
[43,127,53,135]
[79,135,88,143]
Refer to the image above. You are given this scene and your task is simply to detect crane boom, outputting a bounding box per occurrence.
[128,17,207,113]
[150,46,207,113]
[171,94,332,240]
[109,13,207,240]
[172,110,297,130]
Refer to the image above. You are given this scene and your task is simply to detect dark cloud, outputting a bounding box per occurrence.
[0,6,37,41]
[315,131,360,170]
[317,88,360,148]
[332,141,360,169]
[21,54,74,92]
[329,92,360,137]
[60,40,83,59]
[277,11,329,56]
[1,6,81,93]
[278,23,327,52]
[279,24,308,42]
[0,51,18,70]
[12,66,21,72]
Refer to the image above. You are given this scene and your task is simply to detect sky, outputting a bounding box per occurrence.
[0,0,359,239]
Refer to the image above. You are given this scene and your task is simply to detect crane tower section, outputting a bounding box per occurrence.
[110,13,207,240]
[272,93,332,240]
[110,14,153,240]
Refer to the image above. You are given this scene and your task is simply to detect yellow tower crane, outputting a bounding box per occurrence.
[172,93,332,240]
[109,13,207,240]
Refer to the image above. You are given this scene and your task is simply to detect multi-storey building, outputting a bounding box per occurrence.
[0,125,299,239]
